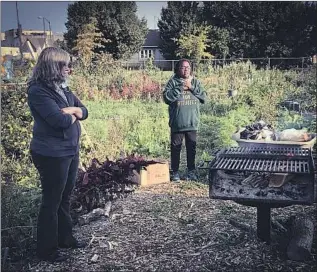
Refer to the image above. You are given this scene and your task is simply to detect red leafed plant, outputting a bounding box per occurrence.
[71,154,159,216]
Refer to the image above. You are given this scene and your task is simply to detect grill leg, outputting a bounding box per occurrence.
[256,205,271,244]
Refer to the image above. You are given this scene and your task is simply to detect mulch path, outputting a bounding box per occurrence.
[7,182,317,272]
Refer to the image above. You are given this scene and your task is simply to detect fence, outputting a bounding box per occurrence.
[121,57,315,72]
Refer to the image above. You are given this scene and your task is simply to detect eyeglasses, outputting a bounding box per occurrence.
[179,66,191,70]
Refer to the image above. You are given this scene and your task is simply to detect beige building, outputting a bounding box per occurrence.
[1,28,56,60]
[1,47,20,56]
[2,28,53,47]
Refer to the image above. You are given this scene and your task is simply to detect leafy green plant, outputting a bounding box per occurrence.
[73,17,109,67]
[1,183,41,269]
[1,85,33,158]
[175,25,213,64]
[1,85,39,187]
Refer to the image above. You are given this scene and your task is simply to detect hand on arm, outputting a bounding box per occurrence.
[28,88,73,129]
[61,107,83,119]
[71,114,77,124]
[73,93,89,120]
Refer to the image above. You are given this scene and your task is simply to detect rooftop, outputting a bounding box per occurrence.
[143,29,162,47]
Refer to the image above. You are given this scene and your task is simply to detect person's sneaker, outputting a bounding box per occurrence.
[170,171,180,183]
[186,170,198,181]
[37,250,68,262]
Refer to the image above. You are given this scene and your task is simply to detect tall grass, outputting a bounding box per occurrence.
[79,100,170,162]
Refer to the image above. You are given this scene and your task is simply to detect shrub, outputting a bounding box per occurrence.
[1,183,41,269]
[1,85,32,158]
[199,105,254,152]
[68,56,164,101]
[1,85,39,186]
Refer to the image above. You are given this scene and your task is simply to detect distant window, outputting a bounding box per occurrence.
[140,49,154,59]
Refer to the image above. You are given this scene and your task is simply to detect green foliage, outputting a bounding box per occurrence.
[1,148,39,187]
[80,100,170,161]
[276,110,316,133]
[12,59,34,82]
[199,106,254,151]
[158,1,202,60]
[1,183,41,268]
[200,61,297,125]
[65,1,148,60]
[1,86,32,158]
[284,66,317,113]
[1,85,39,186]
[73,17,108,67]
[53,38,70,52]
[144,57,160,76]
[276,110,305,131]
[208,26,230,59]
[69,58,164,101]
[175,25,213,63]
[124,115,170,157]
[202,2,317,58]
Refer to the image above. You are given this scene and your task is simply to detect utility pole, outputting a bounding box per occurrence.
[15,1,23,59]
[38,16,51,46]
[42,17,46,46]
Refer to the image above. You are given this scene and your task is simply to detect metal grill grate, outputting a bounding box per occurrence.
[211,147,313,174]
[219,147,311,157]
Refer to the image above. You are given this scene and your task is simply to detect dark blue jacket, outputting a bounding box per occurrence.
[27,81,88,157]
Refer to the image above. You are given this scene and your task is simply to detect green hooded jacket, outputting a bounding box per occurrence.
[163,75,206,133]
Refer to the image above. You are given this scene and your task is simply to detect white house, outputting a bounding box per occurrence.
[127,29,169,70]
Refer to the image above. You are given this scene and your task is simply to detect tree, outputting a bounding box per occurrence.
[208,27,230,59]
[53,39,69,52]
[158,1,202,60]
[202,2,317,58]
[73,18,107,66]
[64,1,148,60]
[175,25,212,63]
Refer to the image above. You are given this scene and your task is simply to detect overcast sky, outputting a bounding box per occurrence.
[1,1,167,33]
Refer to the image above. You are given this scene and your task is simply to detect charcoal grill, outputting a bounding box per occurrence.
[200,146,316,243]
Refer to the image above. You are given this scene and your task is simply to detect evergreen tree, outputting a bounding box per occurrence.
[64,1,148,60]
[158,1,202,60]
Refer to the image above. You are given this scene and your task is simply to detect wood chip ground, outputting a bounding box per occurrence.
[8,182,317,272]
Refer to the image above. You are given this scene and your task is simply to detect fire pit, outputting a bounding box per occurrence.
[200,146,316,243]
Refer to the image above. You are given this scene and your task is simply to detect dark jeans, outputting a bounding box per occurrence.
[31,151,79,256]
[171,130,197,172]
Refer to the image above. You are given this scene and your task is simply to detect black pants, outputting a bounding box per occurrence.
[31,151,79,256]
[171,130,197,172]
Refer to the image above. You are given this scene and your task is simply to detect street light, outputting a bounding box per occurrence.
[38,16,52,45]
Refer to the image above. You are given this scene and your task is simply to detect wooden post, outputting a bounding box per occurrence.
[268,58,271,69]
[257,205,271,244]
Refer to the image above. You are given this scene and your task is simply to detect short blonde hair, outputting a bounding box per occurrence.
[28,47,70,86]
